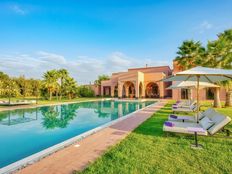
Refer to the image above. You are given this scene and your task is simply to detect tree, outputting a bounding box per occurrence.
[0,71,9,81]
[175,40,206,70]
[77,86,94,97]
[42,70,58,100]
[14,76,32,98]
[58,69,69,100]
[175,40,206,106]
[94,75,110,85]
[1,79,19,102]
[31,79,41,104]
[63,77,78,99]
[205,29,232,107]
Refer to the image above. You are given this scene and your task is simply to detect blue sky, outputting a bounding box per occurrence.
[0,0,232,84]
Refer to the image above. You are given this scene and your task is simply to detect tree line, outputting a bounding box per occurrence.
[0,69,96,101]
[175,29,232,107]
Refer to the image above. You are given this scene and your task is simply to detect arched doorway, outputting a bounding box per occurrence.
[146,82,159,98]
[139,82,143,98]
[123,81,135,98]
[114,85,118,97]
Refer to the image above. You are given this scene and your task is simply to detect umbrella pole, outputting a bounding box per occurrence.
[197,75,200,123]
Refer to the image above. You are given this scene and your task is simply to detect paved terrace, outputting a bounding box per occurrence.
[17,101,167,174]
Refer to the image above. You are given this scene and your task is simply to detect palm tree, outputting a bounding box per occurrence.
[63,77,78,99]
[94,75,110,85]
[175,40,206,105]
[43,70,58,101]
[175,40,206,70]
[58,69,69,100]
[205,29,232,107]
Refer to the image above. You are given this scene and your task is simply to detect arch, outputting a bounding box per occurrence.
[114,85,118,97]
[146,82,159,98]
[123,81,135,98]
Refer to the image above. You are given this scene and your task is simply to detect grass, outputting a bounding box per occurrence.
[78,101,232,174]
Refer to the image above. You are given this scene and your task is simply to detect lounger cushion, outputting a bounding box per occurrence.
[168,115,196,122]
[200,117,214,130]
[163,121,208,136]
[204,108,217,119]
[208,114,231,135]
[172,107,194,112]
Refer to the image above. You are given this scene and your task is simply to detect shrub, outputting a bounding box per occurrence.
[77,86,95,97]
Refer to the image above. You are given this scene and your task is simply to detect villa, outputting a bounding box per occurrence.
[90,61,227,101]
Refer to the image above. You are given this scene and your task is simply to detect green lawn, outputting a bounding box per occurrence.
[78,102,232,174]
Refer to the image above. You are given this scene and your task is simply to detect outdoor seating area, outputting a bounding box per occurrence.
[172,100,197,113]
[1,1,232,173]
[163,108,231,136]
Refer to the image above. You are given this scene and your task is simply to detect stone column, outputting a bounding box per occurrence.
[118,82,123,98]
[159,82,164,98]
[101,86,104,96]
[135,81,139,99]
[142,83,145,98]
[111,86,114,97]
[214,87,221,108]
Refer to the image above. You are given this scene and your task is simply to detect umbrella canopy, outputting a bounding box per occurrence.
[167,81,220,90]
[164,66,232,83]
[163,66,232,122]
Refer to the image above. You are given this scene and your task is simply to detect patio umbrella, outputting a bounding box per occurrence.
[167,81,220,100]
[163,66,232,122]
[166,81,220,90]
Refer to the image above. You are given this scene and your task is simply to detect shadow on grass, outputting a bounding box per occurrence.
[133,103,180,137]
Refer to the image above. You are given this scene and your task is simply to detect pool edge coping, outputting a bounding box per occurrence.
[0,100,160,174]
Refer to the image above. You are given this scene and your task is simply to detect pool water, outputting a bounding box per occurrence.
[0,100,154,168]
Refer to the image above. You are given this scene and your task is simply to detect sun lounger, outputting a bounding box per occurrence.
[0,100,36,106]
[168,108,215,122]
[163,110,231,136]
[172,103,197,113]
[172,100,196,108]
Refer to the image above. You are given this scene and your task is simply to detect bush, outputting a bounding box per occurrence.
[77,86,95,97]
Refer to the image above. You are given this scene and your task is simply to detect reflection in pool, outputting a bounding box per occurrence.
[0,100,154,168]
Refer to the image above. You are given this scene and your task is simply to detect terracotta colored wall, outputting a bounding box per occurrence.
[88,85,101,96]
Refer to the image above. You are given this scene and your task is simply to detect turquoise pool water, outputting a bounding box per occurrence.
[0,100,154,168]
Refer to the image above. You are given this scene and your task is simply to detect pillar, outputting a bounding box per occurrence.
[214,87,221,108]
[101,86,104,96]
[159,82,164,98]
[142,83,145,98]
[118,82,123,98]
[111,86,115,97]
[135,81,139,99]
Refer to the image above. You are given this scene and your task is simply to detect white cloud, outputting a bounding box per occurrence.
[0,51,170,84]
[37,51,66,64]
[10,4,27,15]
[195,21,213,34]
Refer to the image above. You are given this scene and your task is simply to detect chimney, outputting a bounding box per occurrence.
[146,64,148,68]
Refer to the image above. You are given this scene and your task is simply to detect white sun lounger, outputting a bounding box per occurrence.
[168,108,215,123]
[172,100,196,108]
[163,110,231,136]
[172,103,197,113]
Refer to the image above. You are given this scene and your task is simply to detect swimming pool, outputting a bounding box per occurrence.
[0,100,154,169]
